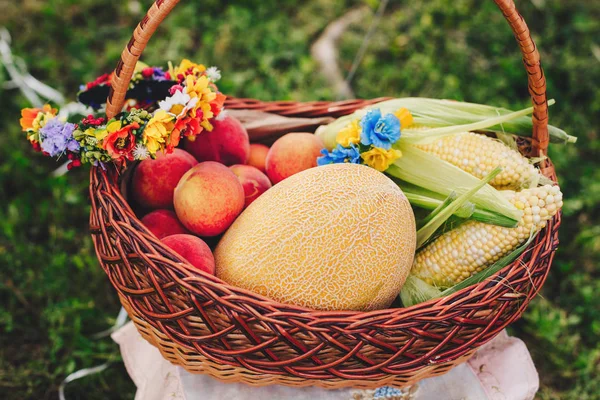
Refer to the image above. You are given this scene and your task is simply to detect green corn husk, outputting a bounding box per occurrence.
[315,98,576,148]
[400,275,442,307]
[416,167,502,248]
[417,191,458,228]
[397,180,517,227]
[400,232,538,307]
[399,104,543,145]
[387,145,522,226]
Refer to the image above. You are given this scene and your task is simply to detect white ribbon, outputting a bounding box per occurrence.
[1,28,94,177]
[0,28,65,107]
[58,307,129,400]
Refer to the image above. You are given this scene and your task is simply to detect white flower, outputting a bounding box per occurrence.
[205,66,221,82]
[177,97,199,119]
[133,144,150,160]
[216,108,227,121]
[158,90,192,114]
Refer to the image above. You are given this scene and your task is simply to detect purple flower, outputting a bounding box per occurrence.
[317,144,361,166]
[360,109,401,150]
[92,160,107,170]
[39,119,79,157]
[152,67,167,81]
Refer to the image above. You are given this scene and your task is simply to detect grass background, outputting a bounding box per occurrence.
[0,0,599,399]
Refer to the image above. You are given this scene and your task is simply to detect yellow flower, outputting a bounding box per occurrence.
[394,108,414,128]
[184,75,217,119]
[95,120,122,142]
[134,61,150,75]
[361,147,403,172]
[185,75,215,100]
[144,110,174,154]
[107,120,122,132]
[169,59,206,78]
[20,104,58,132]
[336,119,361,147]
[200,119,213,131]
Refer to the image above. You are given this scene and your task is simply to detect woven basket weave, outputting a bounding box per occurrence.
[90,0,560,389]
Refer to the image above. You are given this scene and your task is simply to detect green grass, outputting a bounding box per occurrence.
[1,1,599,399]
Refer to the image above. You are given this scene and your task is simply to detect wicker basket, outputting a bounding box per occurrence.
[91,0,560,389]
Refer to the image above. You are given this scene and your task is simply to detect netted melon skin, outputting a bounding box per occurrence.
[215,163,416,311]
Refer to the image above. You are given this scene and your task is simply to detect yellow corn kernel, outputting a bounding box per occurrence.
[416,132,540,190]
[411,185,563,288]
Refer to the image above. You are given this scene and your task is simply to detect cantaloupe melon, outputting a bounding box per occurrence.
[214,163,416,311]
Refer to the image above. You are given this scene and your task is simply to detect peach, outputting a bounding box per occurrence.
[132,149,197,210]
[229,164,272,208]
[174,161,245,236]
[247,143,270,172]
[141,209,189,239]
[265,133,324,184]
[162,234,215,275]
[184,115,250,166]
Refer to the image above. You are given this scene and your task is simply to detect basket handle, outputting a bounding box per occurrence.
[105,0,549,156]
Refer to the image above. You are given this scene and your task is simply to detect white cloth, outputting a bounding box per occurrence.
[112,322,538,400]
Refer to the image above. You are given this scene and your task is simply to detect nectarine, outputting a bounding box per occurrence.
[247,143,270,172]
[174,161,245,236]
[132,149,197,210]
[162,234,215,275]
[141,209,189,239]
[265,133,324,184]
[229,164,272,208]
[184,115,250,165]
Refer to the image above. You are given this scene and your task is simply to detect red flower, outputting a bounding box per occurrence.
[142,67,154,79]
[86,73,111,90]
[169,116,203,152]
[31,141,42,152]
[103,122,140,160]
[210,92,226,118]
[67,159,82,170]
[81,115,105,127]
[169,84,184,95]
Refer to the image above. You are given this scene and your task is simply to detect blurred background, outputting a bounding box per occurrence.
[0,1,598,399]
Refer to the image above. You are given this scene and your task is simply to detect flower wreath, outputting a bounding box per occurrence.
[19,59,225,170]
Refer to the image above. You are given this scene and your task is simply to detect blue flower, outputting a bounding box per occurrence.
[39,119,79,157]
[373,386,405,398]
[317,144,361,166]
[360,109,401,150]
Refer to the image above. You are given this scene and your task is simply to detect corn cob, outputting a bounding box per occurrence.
[412,184,562,288]
[415,132,539,190]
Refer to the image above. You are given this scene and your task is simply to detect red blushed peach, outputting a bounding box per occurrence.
[229,164,272,208]
[184,115,250,166]
[247,143,270,172]
[132,149,197,210]
[141,209,189,239]
[162,234,215,275]
[174,161,245,237]
[265,133,324,184]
